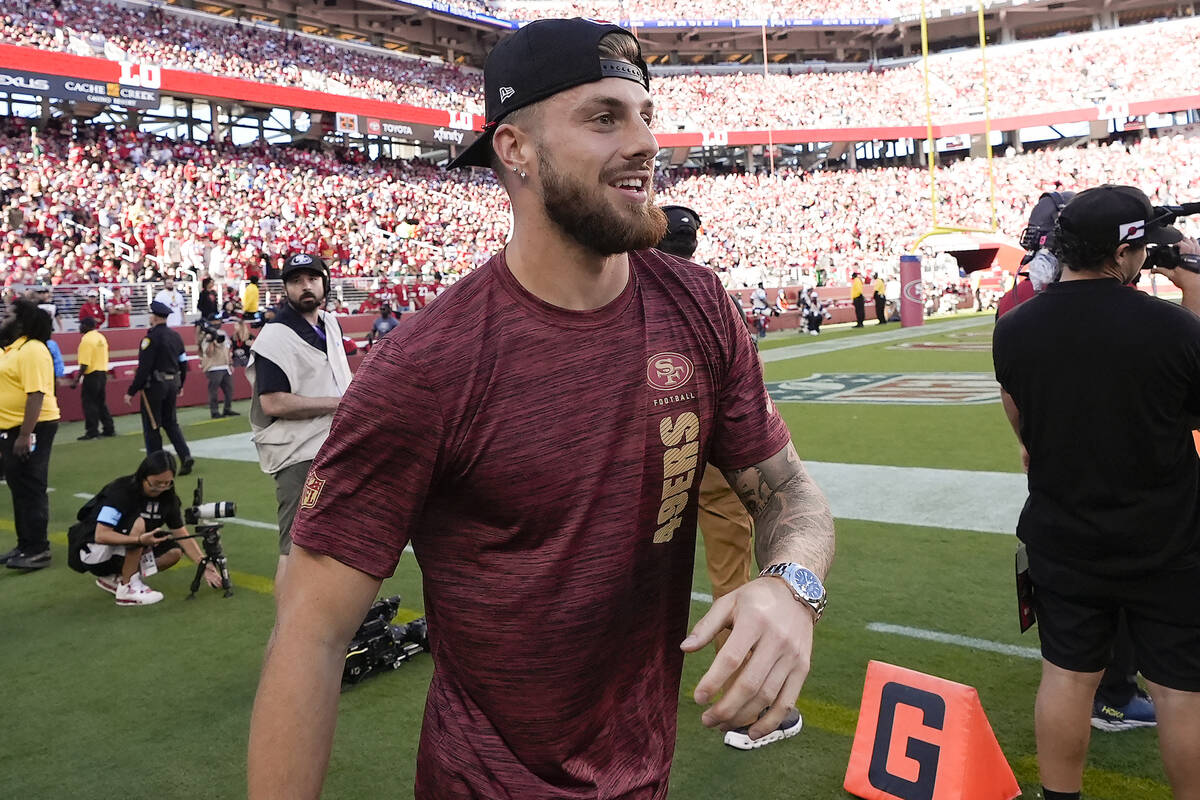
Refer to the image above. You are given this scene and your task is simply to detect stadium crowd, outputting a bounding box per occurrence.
[3,1,1199,131]
[656,133,1200,286]
[0,0,485,115]
[0,118,510,297]
[495,0,990,20]
[5,113,1200,298]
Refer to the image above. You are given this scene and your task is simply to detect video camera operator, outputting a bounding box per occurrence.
[197,319,236,419]
[67,451,222,606]
[992,185,1200,800]
[999,189,1156,734]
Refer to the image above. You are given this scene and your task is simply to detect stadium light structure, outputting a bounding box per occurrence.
[910,0,999,253]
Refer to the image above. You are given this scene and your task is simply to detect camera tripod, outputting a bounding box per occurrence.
[176,523,234,599]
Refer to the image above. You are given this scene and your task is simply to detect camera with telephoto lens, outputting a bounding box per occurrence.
[342,595,430,689]
[178,479,236,599]
[197,319,226,343]
[184,499,236,525]
[1144,243,1200,274]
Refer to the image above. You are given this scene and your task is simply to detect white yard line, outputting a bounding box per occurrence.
[689,596,1039,662]
[866,622,1040,660]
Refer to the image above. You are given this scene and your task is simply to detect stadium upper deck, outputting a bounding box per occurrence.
[1,0,1198,139]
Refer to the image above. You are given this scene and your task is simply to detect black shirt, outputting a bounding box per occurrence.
[128,323,189,395]
[993,278,1200,575]
[90,475,184,537]
[254,301,328,395]
[197,289,219,320]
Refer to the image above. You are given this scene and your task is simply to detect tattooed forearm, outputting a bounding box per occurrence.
[722,442,835,577]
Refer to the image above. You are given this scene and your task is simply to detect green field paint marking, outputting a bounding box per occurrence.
[867,622,1040,660]
[1012,755,1169,800]
[794,696,860,737]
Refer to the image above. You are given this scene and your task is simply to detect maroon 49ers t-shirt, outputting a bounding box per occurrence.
[292,248,790,799]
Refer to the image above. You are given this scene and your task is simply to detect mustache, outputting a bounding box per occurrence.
[601,162,655,182]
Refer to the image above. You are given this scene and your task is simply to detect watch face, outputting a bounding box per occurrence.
[786,565,825,602]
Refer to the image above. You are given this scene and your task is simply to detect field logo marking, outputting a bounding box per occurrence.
[767,373,1000,405]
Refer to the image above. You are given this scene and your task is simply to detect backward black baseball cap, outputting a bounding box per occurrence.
[447,18,650,170]
[1057,185,1183,253]
[661,205,701,237]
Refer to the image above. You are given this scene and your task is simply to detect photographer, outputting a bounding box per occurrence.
[992,185,1200,800]
[67,451,221,606]
[197,320,236,419]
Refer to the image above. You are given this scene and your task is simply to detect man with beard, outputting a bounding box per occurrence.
[249,19,834,799]
[246,253,350,589]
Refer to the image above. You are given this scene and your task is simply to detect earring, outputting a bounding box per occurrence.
[512,166,526,180]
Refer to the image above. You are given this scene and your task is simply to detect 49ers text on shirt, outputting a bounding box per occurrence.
[655,411,699,544]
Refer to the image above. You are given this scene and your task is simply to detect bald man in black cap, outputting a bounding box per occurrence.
[125,300,193,474]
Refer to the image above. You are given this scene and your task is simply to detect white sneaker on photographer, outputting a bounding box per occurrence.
[115,574,163,606]
[94,574,119,595]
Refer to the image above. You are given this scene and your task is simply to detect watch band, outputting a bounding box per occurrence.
[760,562,827,622]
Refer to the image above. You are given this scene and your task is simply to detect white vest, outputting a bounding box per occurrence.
[246,311,351,475]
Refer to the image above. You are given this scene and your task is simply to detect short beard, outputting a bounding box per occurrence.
[288,292,322,313]
[538,151,667,256]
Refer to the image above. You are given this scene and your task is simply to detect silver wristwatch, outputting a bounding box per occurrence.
[760,562,827,622]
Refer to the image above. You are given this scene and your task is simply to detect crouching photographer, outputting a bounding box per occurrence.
[993,185,1200,800]
[67,451,222,606]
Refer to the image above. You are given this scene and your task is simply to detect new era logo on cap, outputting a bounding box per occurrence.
[499,86,515,103]
[1119,220,1145,242]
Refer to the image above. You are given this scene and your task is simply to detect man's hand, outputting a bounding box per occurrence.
[204,562,222,588]
[123,393,133,407]
[1151,237,1200,314]
[13,433,32,459]
[681,576,814,740]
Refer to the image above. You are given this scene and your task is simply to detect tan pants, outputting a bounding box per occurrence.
[697,465,754,651]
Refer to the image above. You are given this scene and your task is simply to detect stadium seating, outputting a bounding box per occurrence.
[5,115,1200,302]
[3,1,1200,130]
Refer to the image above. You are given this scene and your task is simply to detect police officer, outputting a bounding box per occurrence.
[124,301,194,475]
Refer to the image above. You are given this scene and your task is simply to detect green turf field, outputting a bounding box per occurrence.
[0,314,1169,799]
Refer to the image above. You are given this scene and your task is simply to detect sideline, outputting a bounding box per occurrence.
[760,317,992,363]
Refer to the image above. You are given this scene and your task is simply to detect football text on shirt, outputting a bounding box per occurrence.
[654,412,699,544]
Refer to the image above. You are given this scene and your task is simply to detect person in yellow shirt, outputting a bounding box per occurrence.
[873,273,888,325]
[851,271,866,327]
[0,298,61,570]
[242,276,261,323]
[71,317,114,440]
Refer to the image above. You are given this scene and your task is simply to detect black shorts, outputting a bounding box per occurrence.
[1028,549,1200,692]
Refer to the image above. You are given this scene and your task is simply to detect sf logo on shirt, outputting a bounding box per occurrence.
[647,353,694,391]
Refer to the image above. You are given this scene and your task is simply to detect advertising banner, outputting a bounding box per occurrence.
[0,65,159,108]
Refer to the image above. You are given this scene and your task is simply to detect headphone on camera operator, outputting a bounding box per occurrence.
[1001,190,1200,320]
